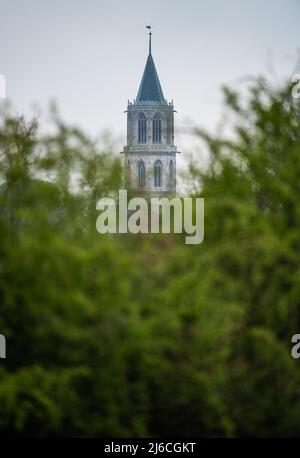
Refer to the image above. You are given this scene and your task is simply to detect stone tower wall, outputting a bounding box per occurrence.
[124,103,177,195]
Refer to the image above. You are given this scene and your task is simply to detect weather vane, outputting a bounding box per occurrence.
[146,25,152,54]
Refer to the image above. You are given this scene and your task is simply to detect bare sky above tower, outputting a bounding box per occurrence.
[0,0,299,155]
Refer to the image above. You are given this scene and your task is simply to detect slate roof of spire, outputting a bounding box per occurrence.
[136,53,165,103]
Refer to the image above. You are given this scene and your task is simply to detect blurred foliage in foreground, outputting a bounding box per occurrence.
[1,78,300,437]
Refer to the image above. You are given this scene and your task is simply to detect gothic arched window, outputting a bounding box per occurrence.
[169,160,174,188]
[138,160,145,187]
[138,113,147,143]
[154,160,162,187]
[152,113,161,143]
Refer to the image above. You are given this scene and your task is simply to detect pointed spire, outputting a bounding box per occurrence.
[136,27,165,103]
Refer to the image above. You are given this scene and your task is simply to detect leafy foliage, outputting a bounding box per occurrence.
[0,78,300,436]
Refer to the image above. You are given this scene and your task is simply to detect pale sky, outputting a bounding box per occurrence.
[0,0,299,162]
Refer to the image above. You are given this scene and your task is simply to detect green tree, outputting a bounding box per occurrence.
[0,77,300,437]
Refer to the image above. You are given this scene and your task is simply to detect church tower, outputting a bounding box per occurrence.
[122,28,179,197]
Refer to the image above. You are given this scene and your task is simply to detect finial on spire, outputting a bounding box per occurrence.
[146,25,152,54]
